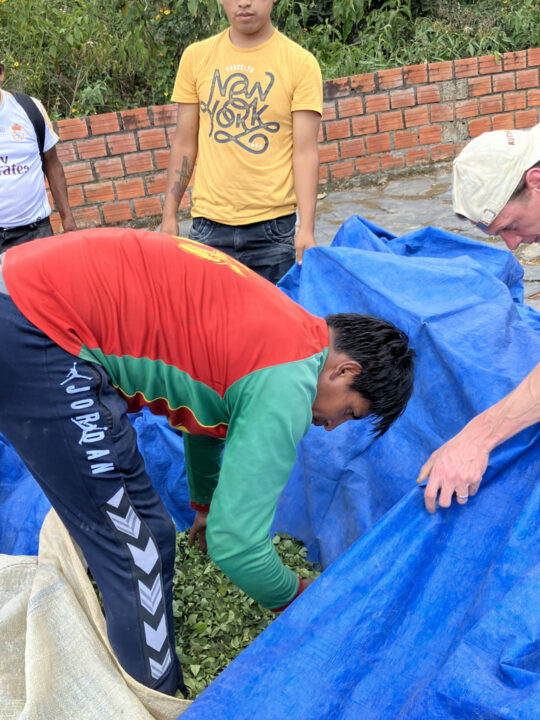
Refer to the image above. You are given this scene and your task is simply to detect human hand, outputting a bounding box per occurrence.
[188,511,208,551]
[294,227,316,265]
[416,431,489,513]
[160,217,180,237]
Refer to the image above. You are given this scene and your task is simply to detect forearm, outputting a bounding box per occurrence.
[292,145,319,234]
[43,151,76,231]
[162,106,199,224]
[458,361,540,453]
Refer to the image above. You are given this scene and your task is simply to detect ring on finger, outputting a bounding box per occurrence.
[456,493,469,500]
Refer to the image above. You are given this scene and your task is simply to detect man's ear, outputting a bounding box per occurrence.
[0,64,4,83]
[526,167,540,193]
[329,359,362,380]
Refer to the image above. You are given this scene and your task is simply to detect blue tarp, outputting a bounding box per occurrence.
[2,218,540,718]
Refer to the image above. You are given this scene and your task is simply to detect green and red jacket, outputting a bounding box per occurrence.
[4,228,328,609]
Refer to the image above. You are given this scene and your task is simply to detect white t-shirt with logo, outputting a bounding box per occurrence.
[0,90,58,228]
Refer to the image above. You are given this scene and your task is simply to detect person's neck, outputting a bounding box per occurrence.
[228,24,275,49]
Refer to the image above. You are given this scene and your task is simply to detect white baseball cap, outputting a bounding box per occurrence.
[453,124,540,230]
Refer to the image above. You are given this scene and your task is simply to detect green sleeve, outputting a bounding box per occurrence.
[183,433,225,505]
[205,351,326,609]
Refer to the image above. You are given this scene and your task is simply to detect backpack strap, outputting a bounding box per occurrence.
[11,92,46,170]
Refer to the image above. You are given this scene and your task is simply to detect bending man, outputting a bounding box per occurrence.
[0,228,414,695]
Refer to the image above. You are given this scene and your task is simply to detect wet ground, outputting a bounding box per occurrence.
[176,162,540,312]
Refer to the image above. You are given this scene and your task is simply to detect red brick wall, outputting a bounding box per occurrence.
[49,48,540,231]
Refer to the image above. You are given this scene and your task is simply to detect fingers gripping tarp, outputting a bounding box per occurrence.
[1,218,540,718]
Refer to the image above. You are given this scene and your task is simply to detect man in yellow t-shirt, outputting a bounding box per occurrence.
[161,0,322,284]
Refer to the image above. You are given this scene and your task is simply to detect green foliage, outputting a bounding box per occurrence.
[172,531,319,698]
[0,0,537,119]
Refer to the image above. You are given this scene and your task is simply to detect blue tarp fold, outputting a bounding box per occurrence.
[1,218,539,719]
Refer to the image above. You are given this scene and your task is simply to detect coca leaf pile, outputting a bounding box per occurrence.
[173,531,319,698]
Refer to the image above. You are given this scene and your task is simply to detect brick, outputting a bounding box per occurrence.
[366,133,391,154]
[95,157,125,179]
[394,130,418,149]
[468,76,492,96]
[405,148,430,166]
[329,160,355,181]
[428,61,453,82]
[404,106,429,127]
[120,107,151,130]
[504,92,526,111]
[103,202,133,224]
[84,181,115,204]
[419,125,441,145]
[431,143,455,162]
[179,192,192,211]
[377,111,403,132]
[138,128,167,150]
[493,73,515,93]
[317,126,324,144]
[479,95,503,115]
[352,115,377,136]
[478,54,502,74]
[115,177,145,200]
[492,113,515,131]
[516,68,539,89]
[134,197,163,218]
[456,99,479,119]
[515,109,539,128]
[166,126,176,144]
[151,103,178,125]
[76,137,107,160]
[377,67,403,90]
[528,49,540,67]
[390,88,415,109]
[49,213,62,233]
[403,64,428,85]
[124,152,154,174]
[365,94,390,113]
[350,73,376,93]
[154,149,171,170]
[318,165,329,184]
[65,162,94,185]
[339,137,365,160]
[107,132,137,155]
[325,119,351,141]
[73,206,102,228]
[89,112,120,135]
[319,142,340,164]
[55,117,88,141]
[380,154,405,170]
[67,186,85,207]
[430,103,454,122]
[454,57,478,79]
[355,157,380,174]
[417,85,440,104]
[322,102,337,122]
[527,89,540,106]
[146,172,167,195]
[503,50,527,71]
[56,142,77,163]
[338,96,364,118]
[323,77,351,100]
[468,117,491,137]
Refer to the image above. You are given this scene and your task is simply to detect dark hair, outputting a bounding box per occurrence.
[326,313,415,438]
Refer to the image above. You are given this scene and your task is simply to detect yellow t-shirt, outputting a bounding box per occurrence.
[172,29,322,225]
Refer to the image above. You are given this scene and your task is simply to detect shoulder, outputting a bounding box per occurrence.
[183,30,228,59]
[273,30,319,67]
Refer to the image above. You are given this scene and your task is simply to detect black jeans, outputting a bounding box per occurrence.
[0,216,53,253]
[189,212,296,285]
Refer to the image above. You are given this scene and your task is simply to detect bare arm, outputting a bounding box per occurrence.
[42,146,77,232]
[292,110,321,264]
[417,361,540,512]
[161,103,199,236]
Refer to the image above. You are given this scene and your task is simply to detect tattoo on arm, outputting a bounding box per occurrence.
[170,156,193,202]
